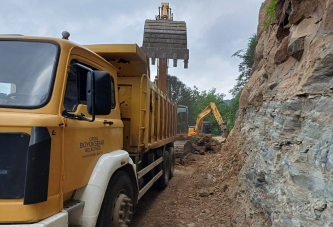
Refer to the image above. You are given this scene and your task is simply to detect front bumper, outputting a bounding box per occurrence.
[0,211,68,227]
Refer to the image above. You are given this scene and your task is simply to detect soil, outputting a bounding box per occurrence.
[130,134,245,227]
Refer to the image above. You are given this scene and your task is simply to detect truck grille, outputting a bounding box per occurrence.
[0,132,30,199]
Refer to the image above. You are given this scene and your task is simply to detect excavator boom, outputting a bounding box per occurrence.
[142,3,189,68]
[194,105,213,133]
[141,2,189,95]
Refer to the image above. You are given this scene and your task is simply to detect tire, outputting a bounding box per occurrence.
[169,147,175,179]
[96,171,134,227]
[156,150,170,189]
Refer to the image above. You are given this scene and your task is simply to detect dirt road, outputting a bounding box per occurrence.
[130,136,244,227]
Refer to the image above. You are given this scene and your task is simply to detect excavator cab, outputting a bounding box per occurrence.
[188,121,212,136]
[177,105,189,134]
[202,121,212,135]
[175,105,192,157]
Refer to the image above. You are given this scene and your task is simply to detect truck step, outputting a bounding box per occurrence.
[64,200,85,213]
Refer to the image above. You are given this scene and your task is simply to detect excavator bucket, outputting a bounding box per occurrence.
[141,2,189,68]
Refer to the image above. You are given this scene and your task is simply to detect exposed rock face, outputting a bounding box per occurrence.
[230,0,333,226]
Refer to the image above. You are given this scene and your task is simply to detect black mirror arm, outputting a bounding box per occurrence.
[70,62,96,122]
[89,73,96,122]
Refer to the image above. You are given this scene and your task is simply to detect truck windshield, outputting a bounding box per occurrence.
[0,40,59,108]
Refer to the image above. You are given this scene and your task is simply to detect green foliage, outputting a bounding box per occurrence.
[188,87,225,136]
[168,76,192,103]
[223,92,240,131]
[224,34,258,131]
[229,34,257,97]
[263,0,277,27]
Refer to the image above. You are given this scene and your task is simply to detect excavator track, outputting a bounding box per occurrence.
[174,140,192,158]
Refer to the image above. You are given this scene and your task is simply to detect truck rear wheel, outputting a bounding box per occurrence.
[169,147,175,179]
[156,150,170,189]
[96,171,134,227]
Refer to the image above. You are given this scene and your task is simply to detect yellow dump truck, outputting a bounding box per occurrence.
[0,35,177,226]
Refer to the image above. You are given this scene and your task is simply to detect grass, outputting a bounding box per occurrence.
[263,0,277,27]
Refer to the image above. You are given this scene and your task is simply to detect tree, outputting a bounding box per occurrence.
[229,34,258,97]
[168,75,195,106]
[223,92,240,131]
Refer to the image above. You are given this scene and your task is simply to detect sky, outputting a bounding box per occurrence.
[0,0,264,99]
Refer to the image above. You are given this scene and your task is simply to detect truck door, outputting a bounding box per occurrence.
[61,59,117,193]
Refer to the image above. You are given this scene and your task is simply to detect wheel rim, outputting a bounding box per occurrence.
[112,193,132,227]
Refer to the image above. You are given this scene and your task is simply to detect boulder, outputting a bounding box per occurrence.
[287,36,305,61]
[274,36,289,64]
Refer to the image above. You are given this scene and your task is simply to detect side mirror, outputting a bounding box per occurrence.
[87,71,115,117]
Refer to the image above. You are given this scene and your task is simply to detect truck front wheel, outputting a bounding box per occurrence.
[96,171,134,227]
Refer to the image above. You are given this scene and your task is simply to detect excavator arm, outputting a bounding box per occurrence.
[195,105,214,133]
[194,102,228,138]
[141,2,189,94]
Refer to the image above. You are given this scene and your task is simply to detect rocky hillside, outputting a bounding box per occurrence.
[228,0,333,226]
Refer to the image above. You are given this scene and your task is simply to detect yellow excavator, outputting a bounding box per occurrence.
[140,4,227,158]
[141,2,191,157]
[189,102,228,138]
[175,102,228,157]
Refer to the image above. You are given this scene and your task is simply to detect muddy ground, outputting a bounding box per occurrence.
[130,135,244,227]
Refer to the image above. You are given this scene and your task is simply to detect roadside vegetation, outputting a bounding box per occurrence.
[263,0,277,27]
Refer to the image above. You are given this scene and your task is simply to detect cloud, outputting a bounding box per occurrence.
[0,0,264,100]
[165,55,241,99]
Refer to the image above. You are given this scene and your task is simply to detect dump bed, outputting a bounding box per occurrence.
[85,44,177,153]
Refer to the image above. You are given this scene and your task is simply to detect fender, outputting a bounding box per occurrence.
[71,150,137,227]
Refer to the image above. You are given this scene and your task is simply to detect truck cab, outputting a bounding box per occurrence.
[0,35,176,227]
[0,36,132,226]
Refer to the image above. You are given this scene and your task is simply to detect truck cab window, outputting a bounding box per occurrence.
[64,61,94,111]
[0,40,58,108]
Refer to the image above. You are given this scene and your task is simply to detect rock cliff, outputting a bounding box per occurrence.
[230,0,333,226]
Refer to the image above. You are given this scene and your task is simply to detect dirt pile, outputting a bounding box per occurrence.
[130,130,246,226]
[191,135,223,155]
